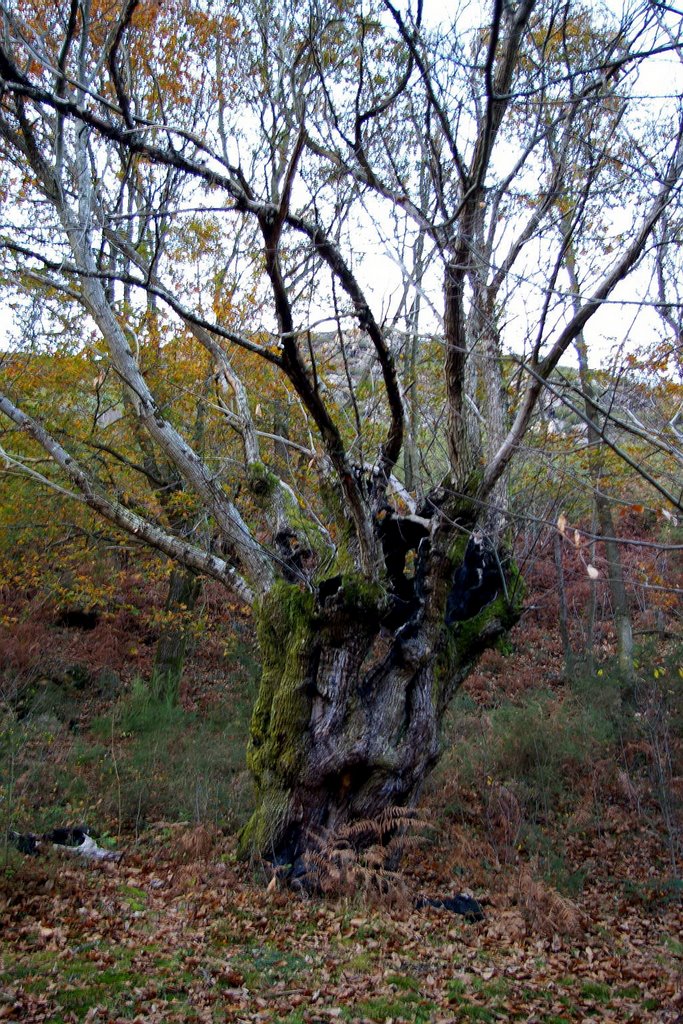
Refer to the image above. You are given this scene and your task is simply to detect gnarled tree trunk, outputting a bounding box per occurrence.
[239,519,521,873]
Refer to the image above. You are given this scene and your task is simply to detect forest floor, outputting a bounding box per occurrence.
[0,808,681,1024]
[1,562,681,1023]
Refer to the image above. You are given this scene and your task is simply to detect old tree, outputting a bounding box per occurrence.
[0,0,681,871]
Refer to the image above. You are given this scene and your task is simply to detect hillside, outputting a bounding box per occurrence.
[1,523,681,1023]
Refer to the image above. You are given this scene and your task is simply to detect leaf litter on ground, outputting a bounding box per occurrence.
[1,818,681,1024]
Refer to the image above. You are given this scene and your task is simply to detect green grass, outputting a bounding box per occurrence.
[472,976,510,998]
[230,943,314,989]
[2,649,260,836]
[86,677,257,829]
[386,973,421,992]
[623,876,683,909]
[447,979,467,1000]
[4,942,225,1020]
[615,985,641,999]
[580,980,612,1004]
[118,883,147,911]
[345,995,436,1023]
[456,1006,498,1022]
[346,950,377,971]
[433,687,617,843]
[15,947,148,1018]
[445,976,512,1022]
[663,936,683,957]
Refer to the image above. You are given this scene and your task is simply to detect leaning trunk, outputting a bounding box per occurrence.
[239,529,521,873]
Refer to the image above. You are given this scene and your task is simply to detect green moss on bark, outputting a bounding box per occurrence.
[249,581,315,778]
[447,531,471,567]
[238,571,386,860]
[247,461,278,499]
[317,475,358,574]
[237,784,291,860]
[336,573,384,615]
[281,488,331,563]
[239,581,316,859]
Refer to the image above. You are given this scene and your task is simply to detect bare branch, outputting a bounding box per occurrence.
[0,391,255,603]
[480,120,683,501]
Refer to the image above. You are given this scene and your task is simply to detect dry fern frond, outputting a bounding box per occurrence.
[301,807,430,906]
[176,823,221,863]
[518,865,584,938]
[616,769,642,811]
[487,783,523,864]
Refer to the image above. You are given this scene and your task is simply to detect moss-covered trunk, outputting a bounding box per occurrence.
[239,529,521,873]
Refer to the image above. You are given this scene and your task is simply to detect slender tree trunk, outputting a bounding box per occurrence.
[565,241,634,684]
[150,567,202,704]
[403,217,426,493]
[272,398,290,477]
[594,488,634,683]
[553,530,574,676]
[572,337,634,685]
[583,509,598,673]
[403,297,420,493]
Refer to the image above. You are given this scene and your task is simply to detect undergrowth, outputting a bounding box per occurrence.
[434,641,682,884]
[2,632,680,894]
[90,679,257,832]
[1,671,258,838]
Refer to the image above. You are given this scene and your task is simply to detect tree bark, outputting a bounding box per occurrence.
[553,529,574,676]
[238,525,521,873]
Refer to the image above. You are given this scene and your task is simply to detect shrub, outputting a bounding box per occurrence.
[443,689,613,817]
[488,693,613,808]
[90,679,255,831]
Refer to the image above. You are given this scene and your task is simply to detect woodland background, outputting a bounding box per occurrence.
[1,342,681,1024]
